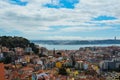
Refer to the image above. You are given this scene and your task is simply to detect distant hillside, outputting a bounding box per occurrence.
[0,36,39,53]
[32,39,120,45]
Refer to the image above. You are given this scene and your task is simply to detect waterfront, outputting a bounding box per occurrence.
[37,44,120,50]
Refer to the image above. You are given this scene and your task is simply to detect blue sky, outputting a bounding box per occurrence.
[0,0,120,40]
[9,0,28,6]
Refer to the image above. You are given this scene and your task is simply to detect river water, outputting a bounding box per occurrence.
[36,44,120,50]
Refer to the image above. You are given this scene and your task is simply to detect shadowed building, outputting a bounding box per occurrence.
[25,46,33,55]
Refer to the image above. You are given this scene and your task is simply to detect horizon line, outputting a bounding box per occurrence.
[30,39,120,41]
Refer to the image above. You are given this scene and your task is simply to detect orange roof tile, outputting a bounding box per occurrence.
[21,67,34,71]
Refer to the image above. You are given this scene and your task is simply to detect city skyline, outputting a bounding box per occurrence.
[0,0,120,40]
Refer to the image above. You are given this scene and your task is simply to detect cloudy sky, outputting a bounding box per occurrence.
[0,0,120,40]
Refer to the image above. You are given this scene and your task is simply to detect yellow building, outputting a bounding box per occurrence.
[56,61,62,68]
[25,56,30,63]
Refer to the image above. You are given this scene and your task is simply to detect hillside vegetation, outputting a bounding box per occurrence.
[0,36,39,54]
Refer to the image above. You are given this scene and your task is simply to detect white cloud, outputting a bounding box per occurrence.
[76,0,120,18]
[61,26,112,32]
[0,0,120,39]
[51,0,60,5]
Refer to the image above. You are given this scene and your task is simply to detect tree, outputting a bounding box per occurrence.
[0,36,39,54]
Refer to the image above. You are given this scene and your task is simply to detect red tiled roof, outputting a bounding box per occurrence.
[21,67,34,71]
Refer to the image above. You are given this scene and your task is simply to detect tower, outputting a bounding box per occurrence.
[53,48,55,57]
[114,36,116,40]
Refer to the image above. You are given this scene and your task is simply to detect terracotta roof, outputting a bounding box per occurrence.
[20,67,34,71]
[37,70,44,74]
